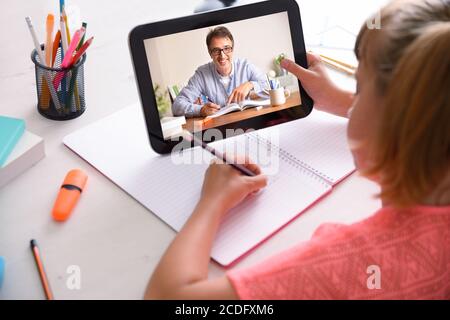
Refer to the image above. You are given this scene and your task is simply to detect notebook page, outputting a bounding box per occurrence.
[257,109,355,185]
[209,133,331,264]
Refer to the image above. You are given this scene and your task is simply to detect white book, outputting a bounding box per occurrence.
[206,99,271,119]
[161,116,186,139]
[161,116,186,130]
[0,131,45,188]
[63,104,354,266]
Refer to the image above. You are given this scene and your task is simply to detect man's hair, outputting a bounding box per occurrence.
[206,26,234,50]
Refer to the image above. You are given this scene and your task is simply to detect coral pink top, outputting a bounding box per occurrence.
[227,205,450,299]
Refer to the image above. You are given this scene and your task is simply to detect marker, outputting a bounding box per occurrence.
[25,16,62,111]
[52,169,88,221]
[181,130,256,177]
[30,239,54,300]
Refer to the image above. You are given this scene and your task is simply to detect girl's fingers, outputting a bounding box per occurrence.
[242,162,262,175]
[306,51,322,67]
[245,174,268,192]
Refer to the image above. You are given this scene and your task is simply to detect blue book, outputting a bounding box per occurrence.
[0,256,4,288]
[0,116,25,166]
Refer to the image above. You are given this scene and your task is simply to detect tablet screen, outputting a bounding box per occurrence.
[143,11,303,140]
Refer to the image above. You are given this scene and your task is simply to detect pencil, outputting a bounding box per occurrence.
[51,30,61,67]
[30,239,54,300]
[319,54,357,71]
[320,56,355,76]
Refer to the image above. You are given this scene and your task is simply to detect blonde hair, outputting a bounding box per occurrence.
[355,0,450,206]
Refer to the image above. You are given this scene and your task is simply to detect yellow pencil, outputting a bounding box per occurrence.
[320,56,356,76]
[319,54,357,71]
[62,8,71,44]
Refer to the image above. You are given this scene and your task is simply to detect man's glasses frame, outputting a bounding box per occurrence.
[209,45,233,56]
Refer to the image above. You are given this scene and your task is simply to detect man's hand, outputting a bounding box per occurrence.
[200,102,221,117]
[227,81,254,104]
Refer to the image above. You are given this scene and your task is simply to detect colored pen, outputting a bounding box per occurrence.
[73,22,88,111]
[70,36,92,66]
[59,0,65,14]
[62,28,84,67]
[65,37,93,111]
[51,30,61,67]
[25,17,62,111]
[38,14,55,110]
[62,7,71,44]
[77,22,87,50]
[59,15,68,105]
[53,28,85,90]
[182,130,256,177]
[266,75,271,90]
[30,239,54,300]
[45,14,54,68]
[200,94,211,104]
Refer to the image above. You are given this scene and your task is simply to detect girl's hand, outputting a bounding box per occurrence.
[281,52,354,117]
[200,157,268,213]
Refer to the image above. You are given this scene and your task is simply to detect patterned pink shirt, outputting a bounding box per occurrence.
[227,205,450,299]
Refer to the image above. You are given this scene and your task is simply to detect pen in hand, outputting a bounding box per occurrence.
[182,130,256,177]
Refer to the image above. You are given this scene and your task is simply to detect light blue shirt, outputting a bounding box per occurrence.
[172,58,267,117]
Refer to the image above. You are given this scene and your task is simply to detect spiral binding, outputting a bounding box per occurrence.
[246,132,331,188]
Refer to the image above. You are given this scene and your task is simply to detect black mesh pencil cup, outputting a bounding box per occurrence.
[31,44,86,120]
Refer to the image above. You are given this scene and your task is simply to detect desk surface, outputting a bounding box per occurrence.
[184,91,301,131]
[0,0,384,299]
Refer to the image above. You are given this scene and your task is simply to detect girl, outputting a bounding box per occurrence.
[146,0,450,299]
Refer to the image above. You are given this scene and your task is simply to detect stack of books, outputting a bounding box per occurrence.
[0,116,45,188]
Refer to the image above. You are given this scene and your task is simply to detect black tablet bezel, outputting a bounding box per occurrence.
[129,0,313,154]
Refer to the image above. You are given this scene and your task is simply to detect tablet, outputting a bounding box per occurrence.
[129,0,313,154]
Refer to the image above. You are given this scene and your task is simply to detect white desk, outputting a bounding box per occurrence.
[0,0,384,299]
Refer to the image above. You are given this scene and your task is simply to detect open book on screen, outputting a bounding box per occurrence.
[206,99,271,119]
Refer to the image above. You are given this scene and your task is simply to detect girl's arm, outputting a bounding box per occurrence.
[145,158,268,299]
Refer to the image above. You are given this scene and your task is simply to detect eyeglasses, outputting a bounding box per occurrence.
[209,46,233,56]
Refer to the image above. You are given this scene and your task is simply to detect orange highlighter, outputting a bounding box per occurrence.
[52,169,88,221]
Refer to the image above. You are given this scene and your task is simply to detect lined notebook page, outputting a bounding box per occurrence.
[257,109,355,185]
[64,104,334,266]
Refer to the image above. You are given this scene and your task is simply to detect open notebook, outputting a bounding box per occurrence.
[63,103,354,266]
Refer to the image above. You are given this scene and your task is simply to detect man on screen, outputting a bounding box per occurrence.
[172,26,268,117]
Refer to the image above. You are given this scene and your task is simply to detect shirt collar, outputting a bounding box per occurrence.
[215,60,234,79]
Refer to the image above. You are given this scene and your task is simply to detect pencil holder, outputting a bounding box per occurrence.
[31,44,87,120]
